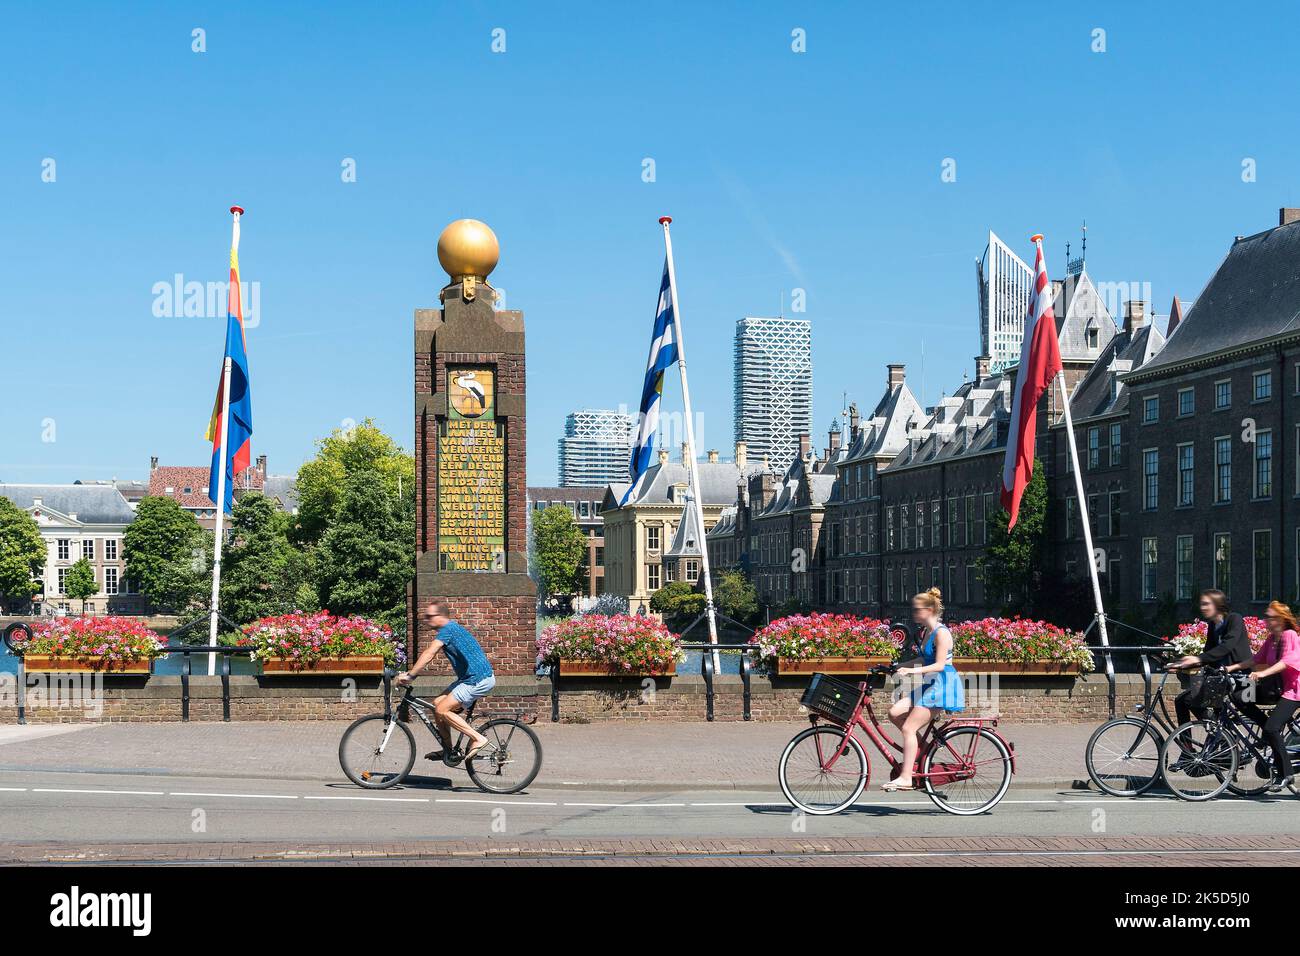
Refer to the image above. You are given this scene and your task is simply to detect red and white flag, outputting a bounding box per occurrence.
[1000,235,1063,529]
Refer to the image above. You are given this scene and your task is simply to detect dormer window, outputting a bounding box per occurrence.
[1086,326,1099,349]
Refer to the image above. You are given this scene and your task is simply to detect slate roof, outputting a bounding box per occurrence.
[605,459,754,510]
[664,500,706,558]
[1065,322,1165,422]
[1132,219,1300,377]
[0,484,136,525]
[840,381,925,464]
[706,506,738,540]
[263,474,300,514]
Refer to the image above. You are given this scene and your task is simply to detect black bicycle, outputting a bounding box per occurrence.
[1086,655,1300,797]
[1159,669,1300,801]
[1084,654,1182,796]
[338,676,542,795]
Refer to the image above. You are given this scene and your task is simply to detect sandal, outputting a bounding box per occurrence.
[881,780,915,792]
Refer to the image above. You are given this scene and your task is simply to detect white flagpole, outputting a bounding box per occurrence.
[1039,235,1110,653]
[207,206,242,675]
[659,217,721,673]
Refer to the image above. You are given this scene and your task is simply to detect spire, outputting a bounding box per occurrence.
[1166,295,1184,336]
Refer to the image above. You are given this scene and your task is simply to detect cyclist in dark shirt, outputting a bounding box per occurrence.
[396,600,495,760]
[1167,589,1253,724]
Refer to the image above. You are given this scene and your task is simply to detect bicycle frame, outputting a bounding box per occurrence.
[385,686,476,766]
[811,679,1015,782]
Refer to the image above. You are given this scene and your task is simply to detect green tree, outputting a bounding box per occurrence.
[219,493,315,624]
[315,471,414,634]
[713,569,759,627]
[64,558,98,615]
[978,460,1048,616]
[650,581,706,632]
[0,495,46,609]
[123,496,208,612]
[532,504,586,602]
[295,419,416,543]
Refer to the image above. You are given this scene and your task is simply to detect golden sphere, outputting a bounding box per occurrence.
[437,219,499,280]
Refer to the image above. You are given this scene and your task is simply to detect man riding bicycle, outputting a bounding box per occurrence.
[395,600,495,761]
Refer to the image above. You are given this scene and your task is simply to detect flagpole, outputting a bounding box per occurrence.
[659,217,721,673]
[207,205,242,675]
[1036,235,1110,654]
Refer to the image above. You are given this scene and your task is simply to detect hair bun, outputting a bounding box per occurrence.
[926,587,943,600]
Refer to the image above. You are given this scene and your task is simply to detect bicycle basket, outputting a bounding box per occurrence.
[800,673,862,724]
[1199,670,1235,710]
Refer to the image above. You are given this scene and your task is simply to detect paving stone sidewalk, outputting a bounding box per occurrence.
[4,834,1298,866]
[0,720,1096,790]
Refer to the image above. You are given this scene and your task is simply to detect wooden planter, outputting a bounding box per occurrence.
[261,655,386,675]
[952,658,1083,675]
[22,654,151,674]
[557,659,677,677]
[777,656,892,675]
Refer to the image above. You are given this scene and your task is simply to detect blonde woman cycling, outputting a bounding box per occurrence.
[883,587,965,792]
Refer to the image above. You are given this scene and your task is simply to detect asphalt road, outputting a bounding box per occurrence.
[2,765,1299,847]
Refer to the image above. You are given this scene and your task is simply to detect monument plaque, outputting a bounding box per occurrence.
[412,219,536,676]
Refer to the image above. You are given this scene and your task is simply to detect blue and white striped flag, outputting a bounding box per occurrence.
[621,260,679,504]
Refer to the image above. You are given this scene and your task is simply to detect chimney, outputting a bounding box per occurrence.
[680,442,690,463]
[887,363,906,388]
[1124,300,1147,332]
[256,454,267,478]
[975,355,990,383]
[1281,208,1300,227]
[707,449,719,464]
[150,456,159,472]
[848,403,860,438]
[798,432,811,462]
[734,441,748,472]
[657,449,670,465]
[828,425,842,455]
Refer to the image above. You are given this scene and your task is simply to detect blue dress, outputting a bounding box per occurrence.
[912,627,964,712]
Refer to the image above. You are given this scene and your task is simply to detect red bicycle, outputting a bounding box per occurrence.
[778,666,1016,816]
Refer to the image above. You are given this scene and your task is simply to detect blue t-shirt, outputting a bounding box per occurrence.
[438,621,493,683]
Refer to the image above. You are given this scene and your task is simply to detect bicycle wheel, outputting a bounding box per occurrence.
[1160,720,1237,801]
[339,714,416,789]
[1085,718,1163,797]
[466,719,542,794]
[922,726,1013,815]
[778,725,868,815]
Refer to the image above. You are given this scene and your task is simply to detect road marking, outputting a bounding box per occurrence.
[434,798,559,806]
[564,802,687,808]
[33,788,166,796]
[304,795,429,803]
[169,792,298,800]
[0,787,28,792]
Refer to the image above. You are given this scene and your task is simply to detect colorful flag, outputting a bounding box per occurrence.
[621,261,678,504]
[1000,235,1062,529]
[205,208,253,514]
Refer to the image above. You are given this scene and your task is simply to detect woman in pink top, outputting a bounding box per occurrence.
[1228,601,1300,792]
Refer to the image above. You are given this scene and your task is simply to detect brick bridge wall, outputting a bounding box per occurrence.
[0,673,1148,724]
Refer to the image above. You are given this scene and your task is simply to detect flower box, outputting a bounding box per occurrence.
[23,654,151,674]
[951,658,1083,676]
[539,614,684,677]
[777,656,891,675]
[261,655,386,675]
[558,659,677,677]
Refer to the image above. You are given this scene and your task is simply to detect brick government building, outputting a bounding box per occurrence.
[702,209,1300,628]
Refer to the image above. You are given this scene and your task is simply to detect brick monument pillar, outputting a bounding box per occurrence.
[412,219,536,675]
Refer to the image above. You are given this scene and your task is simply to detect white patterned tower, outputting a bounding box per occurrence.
[558,409,637,487]
[733,316,813,473]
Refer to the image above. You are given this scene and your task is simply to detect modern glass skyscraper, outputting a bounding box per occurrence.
[733,316,812,472]
[558,409,637,487]
[976,231,1035,374]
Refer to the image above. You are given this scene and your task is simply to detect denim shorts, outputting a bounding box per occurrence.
[445,675,495,707]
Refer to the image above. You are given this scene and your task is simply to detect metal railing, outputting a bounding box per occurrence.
[1086,615,1178,719]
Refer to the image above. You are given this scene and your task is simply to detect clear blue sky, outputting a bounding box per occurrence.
[3,1,1298,487]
